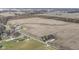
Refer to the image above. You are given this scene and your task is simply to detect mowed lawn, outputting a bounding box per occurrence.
[2,39,54,50]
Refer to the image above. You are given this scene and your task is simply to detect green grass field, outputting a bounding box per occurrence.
[1,38,54,50]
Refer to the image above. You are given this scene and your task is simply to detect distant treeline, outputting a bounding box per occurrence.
[1,13,79,24]
[33,15,79,23]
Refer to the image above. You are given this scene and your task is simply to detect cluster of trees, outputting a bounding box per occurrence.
[41,34,55,42]
[0,16,8,40]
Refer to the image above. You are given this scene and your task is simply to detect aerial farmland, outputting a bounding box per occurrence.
[0,8,79,50]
